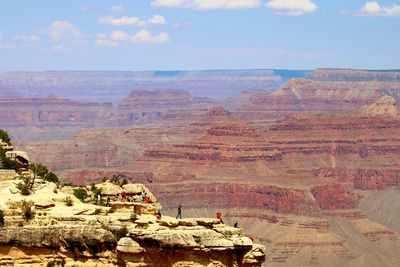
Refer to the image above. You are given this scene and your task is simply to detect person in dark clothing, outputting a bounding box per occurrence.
[176,205,182,219]
[234,221,238,228]
[156,210,162,220]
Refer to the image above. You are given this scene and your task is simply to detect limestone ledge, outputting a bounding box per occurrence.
[0,177,265,267]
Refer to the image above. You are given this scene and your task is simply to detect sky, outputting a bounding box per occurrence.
[0,0,399,71]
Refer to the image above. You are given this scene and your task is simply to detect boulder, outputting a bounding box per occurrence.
[242,244,266,265]
[117,237,144,254]
[231,236,253,247]
[122,184,144,194]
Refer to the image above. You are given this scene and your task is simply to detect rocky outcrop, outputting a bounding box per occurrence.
[0,176,265,266]
[356,95,399,118]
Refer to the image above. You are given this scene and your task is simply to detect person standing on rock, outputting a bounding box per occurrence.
[156,210,162,220]
[176,205,182,219]
[97,193,101,205]
[141,189,147,202]
[216,212,223,223]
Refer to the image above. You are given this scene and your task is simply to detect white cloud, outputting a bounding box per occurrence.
[151,0,187,7]
[149,15,167,25]
[96,39,118,48]
[48,21,85,51]
[12,34,39,43]
[266,0,317,16]
[96,33,119,47]
[49,20,81,41]
[111,5,126,13]
[98,16,146,26]
[95,29,170,47]
[151,0,261,10]
[353,1,400,16]
[98,15,167,26]
[132,29,170,43]
[111,30,129,41]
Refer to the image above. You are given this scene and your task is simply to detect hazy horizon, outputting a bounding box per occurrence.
[1,67,400,73]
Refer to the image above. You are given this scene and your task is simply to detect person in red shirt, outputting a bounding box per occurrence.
[216,212,223,223]
[121,191,126,202]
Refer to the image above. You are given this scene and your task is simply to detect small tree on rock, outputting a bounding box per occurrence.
[0,129,11,145]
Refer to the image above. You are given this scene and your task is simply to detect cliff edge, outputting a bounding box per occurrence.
[0,173,265,267]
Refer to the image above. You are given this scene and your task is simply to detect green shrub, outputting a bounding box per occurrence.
[94,208,101,215]
[73,187,88,202]
[1,157,19,171]
[0,129,11,145]
[31,164,59,183]
[17,182,31,196]
[90,184,102,198]
[113,226,128,240]
[32,164,49,178]
[90,183,96,191]
[64,196,73,207]
[44,172,59,183]
[21,200,34,221]
[110,175,119,184]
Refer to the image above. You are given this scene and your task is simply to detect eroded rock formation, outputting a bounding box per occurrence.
[0,175,265,266]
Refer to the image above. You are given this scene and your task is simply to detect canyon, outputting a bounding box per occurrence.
[2,68,400,266]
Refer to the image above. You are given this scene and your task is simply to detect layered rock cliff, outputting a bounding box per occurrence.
[237,69,400,118]
[0,174,265,266]
[0,95,113,127]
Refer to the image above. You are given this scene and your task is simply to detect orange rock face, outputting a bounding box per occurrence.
[150,183,309,214]
[311,184,356,210]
